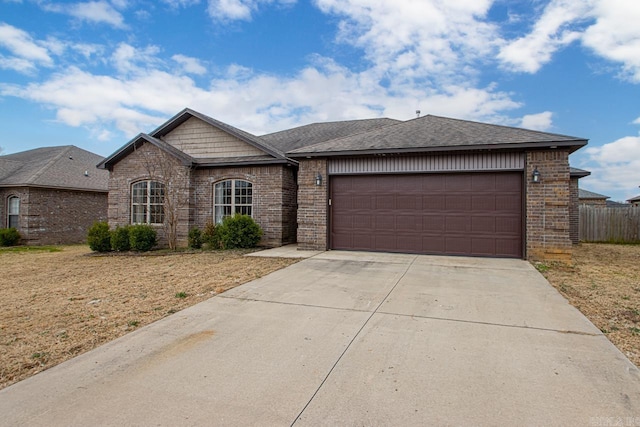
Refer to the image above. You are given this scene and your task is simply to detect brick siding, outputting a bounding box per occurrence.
[296,159,328,250]
[525,150,573,261]
[1,186,107,245]
[569,177,579,244]
[108,141,296,248]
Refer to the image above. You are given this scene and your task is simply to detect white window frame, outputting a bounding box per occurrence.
[214,180,253,224]
[131,180,165,225]
[7,196,19,229]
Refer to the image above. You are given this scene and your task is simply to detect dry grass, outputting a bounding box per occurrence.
[0,245,298,390]
[538,243,640,367]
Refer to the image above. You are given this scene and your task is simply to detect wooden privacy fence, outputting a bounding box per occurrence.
[579,205,640,243]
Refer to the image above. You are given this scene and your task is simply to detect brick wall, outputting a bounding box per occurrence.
[108,141,296,248]
[526,150,573,261]
[579,198,607,206]
[569,177,579,244]
[191,164,297,247]
[1,186,107,245]
[296,159,328,250]
[108,142,191,247]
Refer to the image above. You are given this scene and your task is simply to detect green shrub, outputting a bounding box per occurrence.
[188,227,203,249]
[0,227,21,247]
[203,220,222,250]
[129,224,157,252]
[87,222,111,252]
[111,225,131,251]
[217,214,262,249]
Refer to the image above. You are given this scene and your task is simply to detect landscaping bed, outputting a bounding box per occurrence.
[0,245,298,390]
[538,243,640,367]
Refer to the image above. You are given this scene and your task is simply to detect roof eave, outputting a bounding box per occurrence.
[194,158,298,168]
[288,140,588,158]
[0,183,108,193]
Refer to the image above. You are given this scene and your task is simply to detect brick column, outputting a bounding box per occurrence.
[296,159,328,250]
[526,150,572,261]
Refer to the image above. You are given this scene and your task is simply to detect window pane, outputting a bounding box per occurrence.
[150,205,164,224]
[132,205,147,224]
[8,197,19,215]
[132,182,147,204]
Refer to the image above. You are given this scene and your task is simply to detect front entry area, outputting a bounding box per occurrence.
[329,172,523,258]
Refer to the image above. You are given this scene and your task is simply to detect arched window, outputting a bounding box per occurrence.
[214,180,252,223]
[131,181,165,224]
[7,196,19,228]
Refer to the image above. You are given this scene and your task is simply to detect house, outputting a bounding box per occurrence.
[99,108,588,261]
[0,146,109,245]
[628,188,640,206]
[578,188,609,206]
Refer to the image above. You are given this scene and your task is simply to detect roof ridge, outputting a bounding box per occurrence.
[27,145,73,185]
[422,114,586,141]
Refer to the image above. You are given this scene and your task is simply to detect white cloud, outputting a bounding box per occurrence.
[583,135,640,200]
[498,0,589,73]
[581,0,640,82]
[207,0,295,22]
[161,0,201,8]
[0,23,53,69]
[315,0,497,83]
[172,54,207,75]
[41,1,127,28]
[111,43,162,74]
[521,111,553,131]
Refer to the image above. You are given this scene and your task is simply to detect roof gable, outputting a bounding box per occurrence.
[0,146,108,191]
[151,108,287,160]
[288,114,588,157]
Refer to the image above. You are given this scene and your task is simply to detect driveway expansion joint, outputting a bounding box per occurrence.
[290,255,419,426]
[375,310,603,336]
[217,294,373,313]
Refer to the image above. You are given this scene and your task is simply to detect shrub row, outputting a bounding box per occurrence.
[87,222,157,252]
[189,214,262,250]
[0,227,20,247]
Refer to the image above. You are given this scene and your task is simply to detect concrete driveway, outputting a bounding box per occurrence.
[1,250,639,426]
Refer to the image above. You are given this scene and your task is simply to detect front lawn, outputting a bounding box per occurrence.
[538,243,640,367]
[0,245,298,389]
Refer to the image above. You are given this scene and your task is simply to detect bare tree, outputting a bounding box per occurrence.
[136,143,191,250]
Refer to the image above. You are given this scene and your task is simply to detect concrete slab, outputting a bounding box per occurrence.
[381,260,600,334]
[245,244,323,259]
[0,297,369,426]
[294,313,640,426]
[223,257,411,311]
[2,251,638,426]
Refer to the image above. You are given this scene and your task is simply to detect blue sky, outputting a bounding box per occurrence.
[1,0,639,202]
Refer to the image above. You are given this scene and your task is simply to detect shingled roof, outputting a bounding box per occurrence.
[579,189,609,200]
[288,115,588,157]
[259,118,401,152]
[0,146,108,192]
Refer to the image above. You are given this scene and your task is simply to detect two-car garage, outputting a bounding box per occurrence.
[329,172,523,258]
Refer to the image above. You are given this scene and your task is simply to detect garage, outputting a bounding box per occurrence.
[330,172,523,258]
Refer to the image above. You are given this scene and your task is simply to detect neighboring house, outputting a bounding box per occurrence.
[628,189,640,206]
[578,188,609,206]
[99,108,588,261]
[0,146,108,245]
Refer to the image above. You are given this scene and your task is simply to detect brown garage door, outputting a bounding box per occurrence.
[330,173,523,258]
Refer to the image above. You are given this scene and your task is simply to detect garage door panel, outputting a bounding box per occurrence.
[423,215,445,231]
[423,195,445,210]
[330,173,522,258]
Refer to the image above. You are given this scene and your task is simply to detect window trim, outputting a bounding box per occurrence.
[213,179,253,224]
[131,180,165,225]
[7,196,19,229]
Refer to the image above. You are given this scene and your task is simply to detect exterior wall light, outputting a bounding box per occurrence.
[532,167,541,183]
[315,173,323,186]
